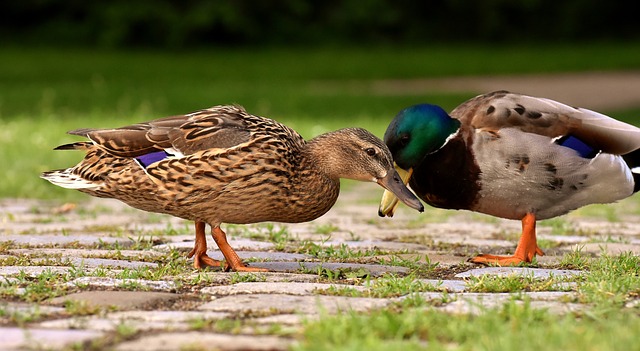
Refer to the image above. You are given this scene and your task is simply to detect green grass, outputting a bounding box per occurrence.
[229,272,267,284]
[465,273,573,293]
[577,252,640,306]
[298,241,390,262]
[2,43,640,199]
[296,253,640,351]
[319,274,441,298]
[294,301,640,351]
[557,246,592,270]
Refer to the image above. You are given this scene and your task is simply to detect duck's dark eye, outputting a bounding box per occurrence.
[400,134,410,146]
[365,148,376,156]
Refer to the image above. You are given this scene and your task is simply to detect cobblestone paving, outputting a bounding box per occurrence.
[1,182,639,350]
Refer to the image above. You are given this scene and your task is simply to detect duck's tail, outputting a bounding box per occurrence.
[41,141,102,190]
[40,169,101,190]
[622,149,640,193]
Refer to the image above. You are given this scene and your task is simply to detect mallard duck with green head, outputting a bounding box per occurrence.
[379,91,640,265]
[42,105,423,271]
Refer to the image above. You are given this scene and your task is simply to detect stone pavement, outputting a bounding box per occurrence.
[1,182,640,350]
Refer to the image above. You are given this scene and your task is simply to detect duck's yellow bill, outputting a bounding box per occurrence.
[378,165,414,217]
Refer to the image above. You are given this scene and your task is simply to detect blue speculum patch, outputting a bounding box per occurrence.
[136,150,169,168]
[556,135,598,158]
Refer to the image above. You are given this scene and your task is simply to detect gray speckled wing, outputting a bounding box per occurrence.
[453,91,640,155]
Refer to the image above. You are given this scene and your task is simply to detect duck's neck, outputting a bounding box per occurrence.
[281,134,343,219]
[302,133,348,180]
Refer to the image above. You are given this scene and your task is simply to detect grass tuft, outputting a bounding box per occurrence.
[295,301,640,351]
[577,252,640,307]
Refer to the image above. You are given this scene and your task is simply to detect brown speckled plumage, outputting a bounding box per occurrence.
[42,105,423,271]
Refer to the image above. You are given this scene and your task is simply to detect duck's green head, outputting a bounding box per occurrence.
[383,104,460,170]
[378,104,460,217]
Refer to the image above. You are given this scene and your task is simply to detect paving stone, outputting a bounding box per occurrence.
[8,248,165,260]
[533,255,565,265]
[414,290,577,302]
[412,221,516,240]
[37,311,229,332]
[0,234,134,247]
[319,240,428,252]
[572,221,640,237]
[521,291,579,300]
[0,265,83,277]
[0,327,103,350]
[153,238,275,251]
[109,310,230,322]
[0,276,19,286]
[28,257,157,269]
[249,261,408,276]
[67,277,177,292]
[0,265,127,280]
[0,302,66,323]
[206,251,311,261]
[201,282,367,296]
[538,234,590,244]
[412,290,579,315]
[199,293,392,315]
[1,210,153,235]
[250,313,307,326]
[439,296,585,315]
[47,291,179,310]
[527,301,586,314]
[37,317,137,332]
[455,267,582,280]
[385,252,470,267]
[184,271,321,285]
[417,279,468,292]
[72,257,156,269]
[435,237,516,248]
[2,178,639,349]
[0,199,36,213]
[580,242,640,255]
[114,332,292,351]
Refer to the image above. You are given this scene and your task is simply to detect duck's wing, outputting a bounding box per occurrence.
[452,91,640,155]
[68,105,253,157]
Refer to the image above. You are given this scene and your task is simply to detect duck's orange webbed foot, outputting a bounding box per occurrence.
[212,226,268,272]
[469,249,544,266]
[187,248,223,269]
[188,221,223,269]
[470,213,545,266]
[223,263,269,272]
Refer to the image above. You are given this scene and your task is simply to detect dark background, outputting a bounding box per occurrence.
[2,0,638,48]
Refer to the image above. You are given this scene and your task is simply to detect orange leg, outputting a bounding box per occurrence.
[211,226,267,272]
[470,213,545,266]
[187,221,222,269]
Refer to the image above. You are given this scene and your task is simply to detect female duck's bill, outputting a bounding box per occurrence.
[378,166,416,216]
[376,168,423,213]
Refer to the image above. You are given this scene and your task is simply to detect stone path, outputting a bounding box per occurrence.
[1,181,639,350]
[3,71,640,350]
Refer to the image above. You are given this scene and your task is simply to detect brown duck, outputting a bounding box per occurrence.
[42,105,424,271]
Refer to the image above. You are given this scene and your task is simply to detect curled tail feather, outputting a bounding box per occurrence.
[53,141,92,151]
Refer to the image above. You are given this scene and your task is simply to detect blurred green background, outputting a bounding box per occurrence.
[1,1,639,199]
